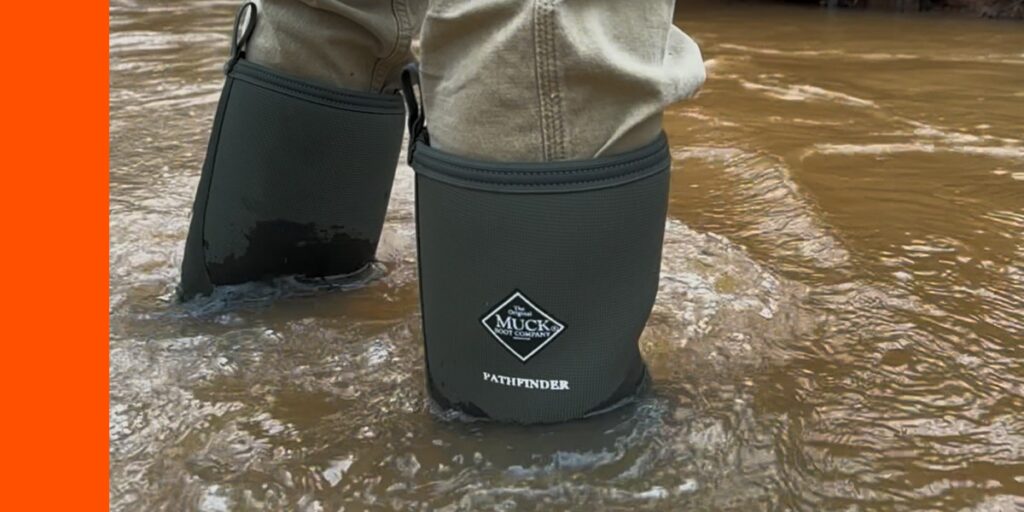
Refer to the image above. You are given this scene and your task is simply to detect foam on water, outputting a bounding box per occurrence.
[740,80,878,108]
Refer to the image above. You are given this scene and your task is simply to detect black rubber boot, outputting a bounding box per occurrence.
[179,3,406,300]
[403,70,670,424]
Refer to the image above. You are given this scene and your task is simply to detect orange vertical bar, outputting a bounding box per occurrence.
[0,3,109,510]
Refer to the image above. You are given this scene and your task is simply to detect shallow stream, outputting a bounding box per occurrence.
[110,2,1024,509]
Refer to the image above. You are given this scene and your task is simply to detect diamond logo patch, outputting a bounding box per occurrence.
[481,291,566,362]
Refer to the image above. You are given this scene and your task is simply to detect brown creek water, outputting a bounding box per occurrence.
[109,1,1024,510]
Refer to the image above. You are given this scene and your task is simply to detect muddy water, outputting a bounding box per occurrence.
[109,2,1024,510]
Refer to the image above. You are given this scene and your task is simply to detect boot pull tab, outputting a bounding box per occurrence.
[225,2,258,74]
[401,63,429,164]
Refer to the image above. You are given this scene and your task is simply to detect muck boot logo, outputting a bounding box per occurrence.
[481,291,566,362]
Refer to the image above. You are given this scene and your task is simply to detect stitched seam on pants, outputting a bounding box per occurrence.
[533,0,566,161]
[531,1,547,160]
[547,1,567,160]
[371,0,411,92]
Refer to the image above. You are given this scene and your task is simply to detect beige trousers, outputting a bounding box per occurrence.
[247,0,705,162]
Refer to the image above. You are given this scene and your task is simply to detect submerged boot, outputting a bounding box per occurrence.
[179,3,406,300]
[403,70,670,424]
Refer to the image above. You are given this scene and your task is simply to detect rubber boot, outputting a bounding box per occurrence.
[404,69,670,424]
[179,3,406,300]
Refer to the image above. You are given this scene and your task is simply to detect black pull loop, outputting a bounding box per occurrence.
[226,2,258,74]
[401,63,429,164]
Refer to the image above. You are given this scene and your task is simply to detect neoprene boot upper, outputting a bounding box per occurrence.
[404,70,671,423]
[179,3,406,300]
